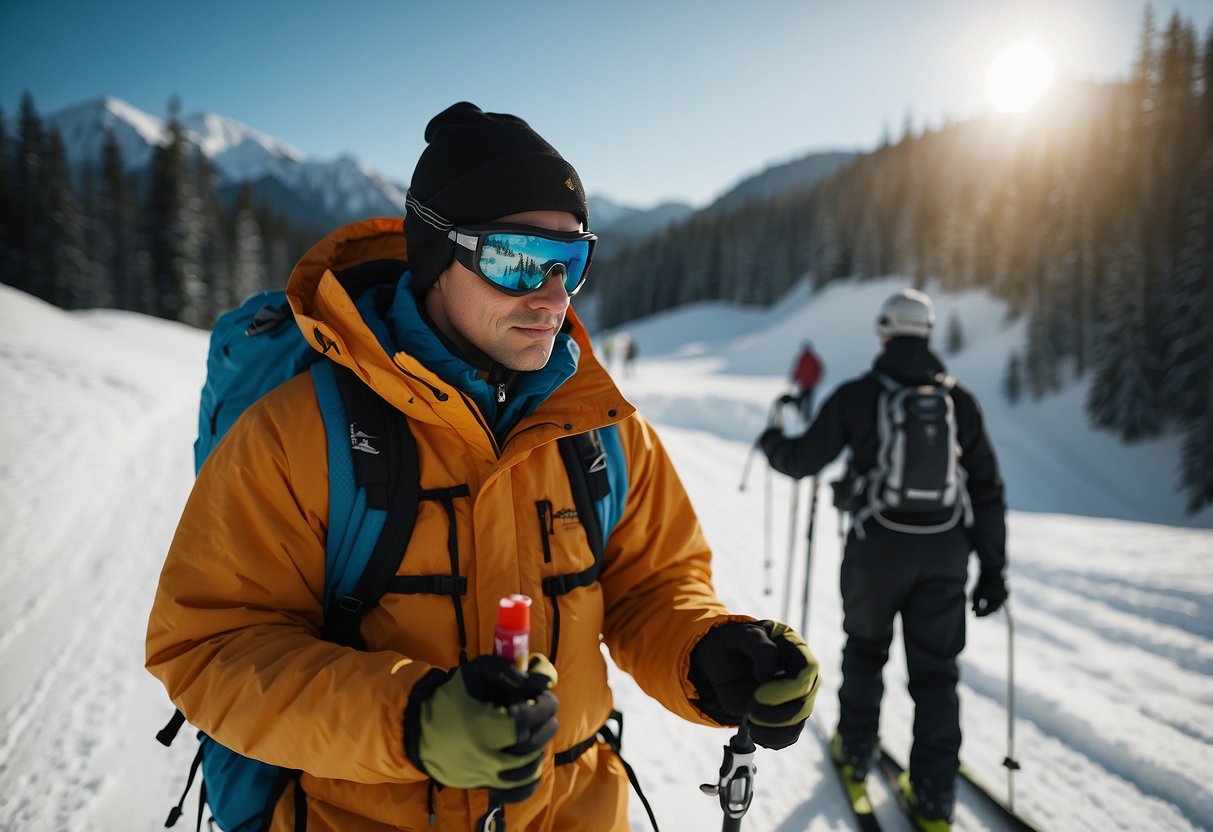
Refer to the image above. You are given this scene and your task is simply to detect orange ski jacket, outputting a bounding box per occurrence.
[146,218,750,831]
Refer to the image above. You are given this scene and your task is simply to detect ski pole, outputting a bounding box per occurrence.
[743,399,785,597]
[738,444,760,493]
[700,720,756,831]
[781,478,800,621]
[800,478,819,639]
[1002,598,1021,812]
[763,463,774,596]
[738,400,782,493]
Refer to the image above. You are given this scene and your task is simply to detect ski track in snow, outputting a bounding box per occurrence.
[0,297,204,831]
[3,284,1213,832]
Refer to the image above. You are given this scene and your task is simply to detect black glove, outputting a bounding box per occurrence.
[971,570,1008,617]
[759,427,784,456]
[689,620,821,750]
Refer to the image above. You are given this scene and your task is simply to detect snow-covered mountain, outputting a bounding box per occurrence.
[47,96,166,171]
[588,195,696,258]
[45,97,407,227]
[44,97,852,241]
[705,150,857,215]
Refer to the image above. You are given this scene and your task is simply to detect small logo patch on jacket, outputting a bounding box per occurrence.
[349,424,380,455]
[553,507,579,529]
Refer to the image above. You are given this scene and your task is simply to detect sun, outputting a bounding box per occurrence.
[986,40,1055,114]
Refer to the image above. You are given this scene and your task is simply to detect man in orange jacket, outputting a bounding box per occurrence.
[146,102,820,831]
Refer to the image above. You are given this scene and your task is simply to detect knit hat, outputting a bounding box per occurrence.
[405,102,589,295]
[876,288,935,339]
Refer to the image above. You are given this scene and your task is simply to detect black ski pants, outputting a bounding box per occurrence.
[837,521,970,792]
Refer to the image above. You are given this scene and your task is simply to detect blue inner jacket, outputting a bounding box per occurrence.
[354,270,580,443]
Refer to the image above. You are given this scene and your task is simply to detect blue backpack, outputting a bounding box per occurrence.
[157,281,627,832]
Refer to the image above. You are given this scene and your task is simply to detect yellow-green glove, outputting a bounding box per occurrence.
[406,654,558,802]
[690,620,821,749]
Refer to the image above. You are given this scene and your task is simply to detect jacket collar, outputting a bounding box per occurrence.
[872,337,948,384]
[286,219,633,457]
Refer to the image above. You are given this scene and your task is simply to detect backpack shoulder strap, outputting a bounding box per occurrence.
[868,370,902,393]
[557,430,609,561]
[311,360,420,649]
[554,424,628,561]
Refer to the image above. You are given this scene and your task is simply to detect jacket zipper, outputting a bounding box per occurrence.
[536,500,555,563]
[455,389,501,457]
[488,362,511,405]
[390,354,449,402]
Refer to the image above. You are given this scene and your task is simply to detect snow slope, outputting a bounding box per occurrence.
[1,280,1210,831]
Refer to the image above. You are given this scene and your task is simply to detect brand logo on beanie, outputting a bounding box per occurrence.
[564,177,575,192]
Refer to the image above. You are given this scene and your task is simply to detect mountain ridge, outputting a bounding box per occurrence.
[42,96,856,236]
[44,96,406,228]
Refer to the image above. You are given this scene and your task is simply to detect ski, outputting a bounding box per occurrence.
[878,748,1041,832]
[874,750,938,832]
[810,721,883,832]
[955,762,1040,832]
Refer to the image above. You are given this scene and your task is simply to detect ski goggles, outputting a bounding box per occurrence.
[447,224,597,296]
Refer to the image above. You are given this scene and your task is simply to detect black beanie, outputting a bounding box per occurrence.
[405,102,589,295]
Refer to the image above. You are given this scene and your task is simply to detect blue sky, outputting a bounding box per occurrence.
[3,0,1210,209]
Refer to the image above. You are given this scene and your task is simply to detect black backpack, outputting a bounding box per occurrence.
[855,371,972,535]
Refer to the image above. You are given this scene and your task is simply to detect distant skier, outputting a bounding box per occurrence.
[624,336,638,377]
[787,340,824,421]
[757,288,1009,832]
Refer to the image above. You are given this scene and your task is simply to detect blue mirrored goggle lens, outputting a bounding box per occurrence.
[477,233,591,293]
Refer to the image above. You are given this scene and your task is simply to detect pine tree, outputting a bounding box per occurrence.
[1203,24,1213,142]
[13,92,48,298]
[42,128,91,309]
[257,204,292,291]
[99,127,142,312]
[1160,157,1212,422]
[195,153,230,323]
[1001,352,1023,405]
[1180,412,1213,513]
[1086,215,1161,440]
[0,105,16,288]
[944,309,964,355]
[145,97,189,320]
[79,160,116,309]
[1024,295,1061,399]
[175,146,209,328]
[230,183,266,304]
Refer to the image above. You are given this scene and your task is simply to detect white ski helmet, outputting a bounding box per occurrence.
[876,288,935,339]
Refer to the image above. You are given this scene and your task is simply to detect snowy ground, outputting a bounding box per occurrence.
[1,279,1210,832]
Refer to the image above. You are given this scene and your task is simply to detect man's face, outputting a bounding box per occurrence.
[425,210,580,373]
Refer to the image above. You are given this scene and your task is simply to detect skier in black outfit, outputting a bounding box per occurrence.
[758,289,1008,831]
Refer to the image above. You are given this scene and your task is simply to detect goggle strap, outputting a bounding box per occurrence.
[448,230,478,251]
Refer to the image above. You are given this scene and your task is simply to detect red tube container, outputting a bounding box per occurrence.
[494,594,532,671]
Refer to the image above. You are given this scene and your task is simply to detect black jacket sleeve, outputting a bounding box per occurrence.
[760,387,849,480]
[954,388,1007,575]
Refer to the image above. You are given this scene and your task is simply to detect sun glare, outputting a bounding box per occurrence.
[986,40,1055,114]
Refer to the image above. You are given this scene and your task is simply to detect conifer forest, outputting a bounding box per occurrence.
[1,12,1210,511]
[593,12,1213,512]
